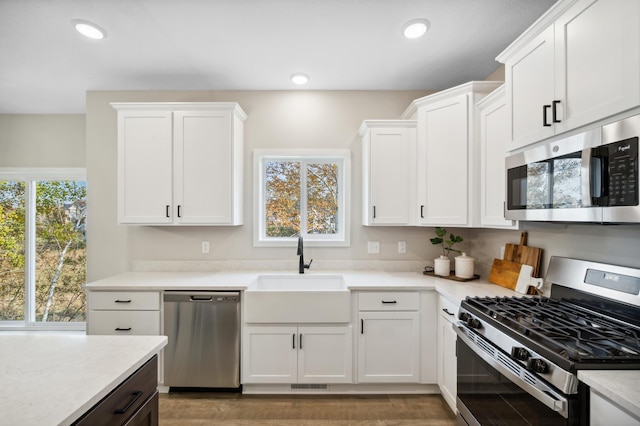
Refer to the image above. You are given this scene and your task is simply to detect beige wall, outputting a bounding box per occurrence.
[0,114,85,167]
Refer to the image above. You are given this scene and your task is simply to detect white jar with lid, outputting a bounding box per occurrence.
[434,255,451,277]
[455,253,474,279]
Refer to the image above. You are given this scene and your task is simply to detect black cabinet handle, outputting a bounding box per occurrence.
[442,308,455,316]
[361,319,364,334]
[420,205,424,218]
[373,206,376,219]
[114,299,131,303]
[382,300,397,304]
[552,100,561,123]
[166,205,170,218]
[299,334,303,349]
[114,390,143,414]
[114,327,132,331]
[543,105,551,127]
[292,333,296,349]
[177,205,181,217]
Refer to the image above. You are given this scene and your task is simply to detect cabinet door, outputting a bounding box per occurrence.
[479,90,518,229]
[505,26,555,150]
[417,94,469,225]
[437,313,457,412]
[297,326,353,384]
[367,128,413,225]
[117,111,173,224]
[358,311,419,383]
[555,0,640,134]
[174,110,233,224]
[242,326,297,384]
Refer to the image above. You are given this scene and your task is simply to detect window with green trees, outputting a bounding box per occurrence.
[0,169,86,326]
[255,151,350,247]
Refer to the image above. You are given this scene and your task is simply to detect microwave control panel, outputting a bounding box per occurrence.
[606,137,638,206]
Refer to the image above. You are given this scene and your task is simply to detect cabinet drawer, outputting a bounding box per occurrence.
[438,296,459,323]
[89,291,160,311]
[88,311,160,335]
[358,292,419,311]
[74,356,158,426]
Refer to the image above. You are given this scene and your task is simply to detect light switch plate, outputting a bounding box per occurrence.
[367,241,380,254]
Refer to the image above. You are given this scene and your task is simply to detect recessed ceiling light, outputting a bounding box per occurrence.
[402,19,430,39]
[290,73,310,85]
[72,19,106,40]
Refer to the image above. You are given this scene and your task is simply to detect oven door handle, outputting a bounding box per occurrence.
[454,324,569,418]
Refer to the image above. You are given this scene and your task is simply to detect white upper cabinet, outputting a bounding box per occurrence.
[360,120,416,226]
[498,0,640,151]
[477,86,518,229]
[113,102,246,225]
[403,81,503,227]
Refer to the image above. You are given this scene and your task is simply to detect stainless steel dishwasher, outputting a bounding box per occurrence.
[163,291,241,389]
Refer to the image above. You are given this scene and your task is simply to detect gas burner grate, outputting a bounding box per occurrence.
[465,296,640,362]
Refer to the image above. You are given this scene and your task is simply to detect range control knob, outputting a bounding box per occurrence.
[511,347,531,361]
[466,318,482,329]
[527,358,550,374]
[458,312,470,322]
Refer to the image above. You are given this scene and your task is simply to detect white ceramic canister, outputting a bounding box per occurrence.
[434,255,451,277]
[454,252,474,279]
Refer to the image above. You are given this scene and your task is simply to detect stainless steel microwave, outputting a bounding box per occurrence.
[505,114,639,223]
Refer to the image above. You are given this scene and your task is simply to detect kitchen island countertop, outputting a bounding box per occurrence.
[0,334,167,426]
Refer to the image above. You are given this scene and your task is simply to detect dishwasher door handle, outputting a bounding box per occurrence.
[190,295,213,302]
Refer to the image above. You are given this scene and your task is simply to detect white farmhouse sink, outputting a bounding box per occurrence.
[244,274,351,323]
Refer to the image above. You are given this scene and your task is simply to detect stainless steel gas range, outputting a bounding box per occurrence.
[455,256,640,426]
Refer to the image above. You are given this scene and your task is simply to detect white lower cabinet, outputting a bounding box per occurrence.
[437,295,459,412]
[242,325,353,384]
[86,291,161,336]
[356,291,422,383]
[590,389,640,426]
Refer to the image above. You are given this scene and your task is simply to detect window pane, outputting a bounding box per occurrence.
[265,161,300,237]
[0,181,26,320]
[307,163,339,235]
[35,181,87,322]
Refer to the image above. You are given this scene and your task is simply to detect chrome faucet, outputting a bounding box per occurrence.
[297,236,312,274]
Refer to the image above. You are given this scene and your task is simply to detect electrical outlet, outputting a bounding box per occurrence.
[201,241,210,254]
[398,241,406,254]
[367,241,380,254]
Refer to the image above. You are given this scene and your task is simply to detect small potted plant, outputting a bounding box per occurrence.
[430,227,463,276]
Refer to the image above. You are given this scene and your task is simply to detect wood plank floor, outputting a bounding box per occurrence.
[159,392,456,425]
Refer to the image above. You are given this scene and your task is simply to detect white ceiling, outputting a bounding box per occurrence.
[0,0,556,114]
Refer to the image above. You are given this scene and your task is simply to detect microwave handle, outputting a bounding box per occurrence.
[587,147,609,207]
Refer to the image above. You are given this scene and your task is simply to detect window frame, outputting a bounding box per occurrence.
[253,150,351,247]
[0,167,86,331]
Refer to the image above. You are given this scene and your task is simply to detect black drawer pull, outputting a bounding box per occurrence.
[114,299,131,303]
[299,334,303,349]
[292,333,296,349]
[420,205,424,218]
[177,205,182,217]
[442,308,455,316]
[166,205,170,218]
[115,327,132,331]
[381,300,397,304]
[114,390,143,414]
[361,319,364,334]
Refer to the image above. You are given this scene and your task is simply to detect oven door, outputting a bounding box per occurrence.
[455,324,583,426]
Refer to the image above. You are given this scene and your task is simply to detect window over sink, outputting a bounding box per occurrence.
[253,150,350,247]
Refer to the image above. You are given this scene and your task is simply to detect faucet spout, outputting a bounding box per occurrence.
[297,236,312,274]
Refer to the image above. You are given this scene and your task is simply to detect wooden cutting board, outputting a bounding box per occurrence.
[504,232,543,277]
[488,259,523,290]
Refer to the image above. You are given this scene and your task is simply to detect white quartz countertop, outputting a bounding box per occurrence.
[578,370,640,419]
[0,334,167,426]
[84,270,522,300]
